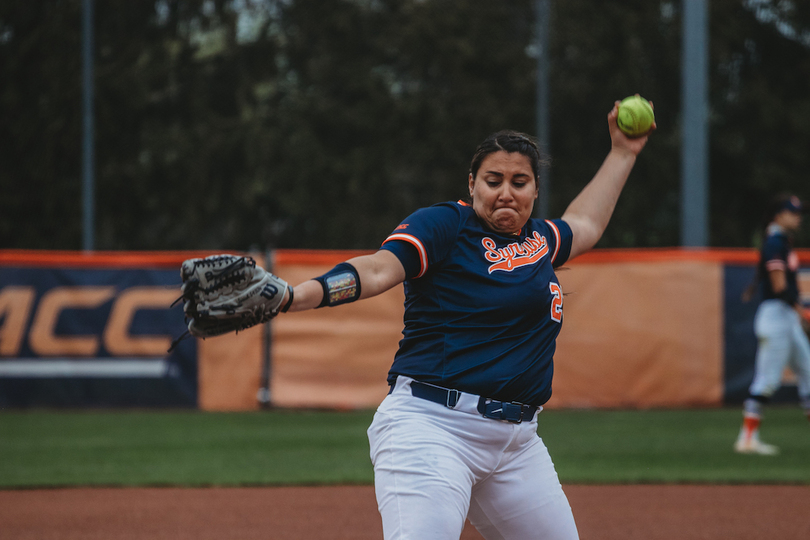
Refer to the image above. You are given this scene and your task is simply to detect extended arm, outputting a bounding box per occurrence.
[561,100,655,260]
[285,249,406,312]
[172,249,406,346]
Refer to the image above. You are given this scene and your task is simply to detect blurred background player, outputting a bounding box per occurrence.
[736,194,810,455]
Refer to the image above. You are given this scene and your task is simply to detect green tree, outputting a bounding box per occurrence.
[3,0,810,250]
[0,1,84,249]
[710,0,810,246]
[264,0,538,248]
[549,0,682,247]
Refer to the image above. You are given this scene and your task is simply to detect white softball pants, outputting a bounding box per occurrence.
[750,299,810,399]
[367,376,579,540]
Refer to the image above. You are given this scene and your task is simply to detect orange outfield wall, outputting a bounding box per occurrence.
[267,248,809,410]
[4,248,809,410]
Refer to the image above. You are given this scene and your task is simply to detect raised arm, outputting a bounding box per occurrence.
[561,99,655,260]
[286,249,406,312]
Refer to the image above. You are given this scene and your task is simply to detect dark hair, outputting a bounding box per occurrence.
[469,130,547,184]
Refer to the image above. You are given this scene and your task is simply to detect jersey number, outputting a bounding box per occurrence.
[549,283,563,323]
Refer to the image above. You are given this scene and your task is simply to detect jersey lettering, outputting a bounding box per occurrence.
[482,231,549,274]
[549,282,563,323]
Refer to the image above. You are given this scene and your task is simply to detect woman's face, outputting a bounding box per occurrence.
[468,151,538,235]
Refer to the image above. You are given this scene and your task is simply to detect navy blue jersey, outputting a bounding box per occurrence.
[380,201,573,406]
[759,224,800,305]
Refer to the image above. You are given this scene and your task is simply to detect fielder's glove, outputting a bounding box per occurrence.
[169,254,293,350]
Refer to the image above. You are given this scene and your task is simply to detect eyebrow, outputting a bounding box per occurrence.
[483,171,532,178]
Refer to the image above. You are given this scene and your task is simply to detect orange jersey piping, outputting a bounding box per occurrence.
[544,220,562,265]
[383,233,428,278]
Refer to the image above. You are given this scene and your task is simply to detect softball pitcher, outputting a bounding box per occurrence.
[178,100,654,539]
[735,194,810,455]
[281,102,653,540]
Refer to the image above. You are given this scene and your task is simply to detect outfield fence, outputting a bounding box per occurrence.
[1,248,807,410]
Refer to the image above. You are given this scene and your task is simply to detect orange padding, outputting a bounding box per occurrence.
[0,248,771,410]
[265,258,727,410]
[550,259,723,408]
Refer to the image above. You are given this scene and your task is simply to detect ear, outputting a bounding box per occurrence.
[468,173,475,198]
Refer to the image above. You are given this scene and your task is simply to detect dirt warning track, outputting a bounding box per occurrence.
[1,485,808,540]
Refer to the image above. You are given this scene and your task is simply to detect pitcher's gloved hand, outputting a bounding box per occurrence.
[169,255,293,350]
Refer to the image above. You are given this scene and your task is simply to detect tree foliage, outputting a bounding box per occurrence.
[2,0,810,250]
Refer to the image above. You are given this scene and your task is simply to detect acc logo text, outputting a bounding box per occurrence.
[0,286,178,357]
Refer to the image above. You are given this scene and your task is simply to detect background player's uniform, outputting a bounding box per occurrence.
[367,201,578,540]
[735,223,810,454]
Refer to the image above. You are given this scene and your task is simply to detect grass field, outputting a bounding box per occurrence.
[1,406,809,488]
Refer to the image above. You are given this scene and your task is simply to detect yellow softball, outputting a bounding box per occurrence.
[617,95,655,138]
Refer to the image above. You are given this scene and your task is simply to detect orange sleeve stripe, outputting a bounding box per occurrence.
[544,220,562,264]
[383,233,428,278]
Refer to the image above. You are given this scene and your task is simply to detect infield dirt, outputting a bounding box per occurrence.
[1,484,808,539]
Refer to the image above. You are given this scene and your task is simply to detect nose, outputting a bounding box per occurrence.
[497,183,515,201]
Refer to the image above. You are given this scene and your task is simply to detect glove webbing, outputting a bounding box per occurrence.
[193,257,254,294]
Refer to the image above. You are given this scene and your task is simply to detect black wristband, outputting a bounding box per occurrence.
[314,262,361,308]
[280,285,294,313]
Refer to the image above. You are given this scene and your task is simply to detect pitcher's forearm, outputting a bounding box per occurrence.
[286,250,405,313]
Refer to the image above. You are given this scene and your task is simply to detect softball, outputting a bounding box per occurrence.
[617,95,655,138]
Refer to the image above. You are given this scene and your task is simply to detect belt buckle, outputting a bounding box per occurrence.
[446,389,460,408]
[504,402,525,424]
[480,399,524,423]
[510,401,529,424]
